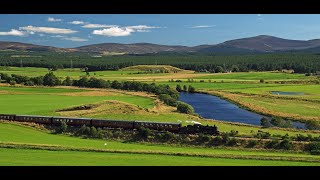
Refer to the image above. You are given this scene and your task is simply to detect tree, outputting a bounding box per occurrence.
[57,121,67,133]
[177,102,194,114]
[305,121,320,130]
[183,85,187,92]
[216,66,224,73]
[188,85,196,93]
[260,117,271,128]
[176,84,182,92]
[63,76,73,86]
[43,72,60,86]
[9,80,16,86]
[231,65,240,72]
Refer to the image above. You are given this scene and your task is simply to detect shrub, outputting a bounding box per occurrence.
[56,121,67,134]
[137,127,151,139]
[278,139,292,150]
[211,136,223,146]
[177,102,194,114]
[176,84,182,92]
[157,131,175,142]
[260,79,265,83]
[9,80,16,86]
[188,85,196,93]
[227,138,238,146]
[260,117,271,128]
[196,134,211,143]
[221,133,230,144]
[229,130,239,136]
[305,121,320,130]
[306,142,320,155]
[265,139,279,149]
[246,140,258,148]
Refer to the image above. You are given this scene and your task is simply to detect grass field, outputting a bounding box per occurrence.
[1,148,318,166]
[1,122,320,165]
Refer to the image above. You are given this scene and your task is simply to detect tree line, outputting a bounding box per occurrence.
[1,52,320,73]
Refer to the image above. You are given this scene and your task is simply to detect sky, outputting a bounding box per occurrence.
[1,14,320,48]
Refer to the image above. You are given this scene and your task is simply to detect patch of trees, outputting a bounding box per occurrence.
[1,51,320,73]
[176,84,196,93]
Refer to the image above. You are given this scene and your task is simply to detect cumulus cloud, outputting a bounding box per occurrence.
[92,27,133,36]
[82,24,117,28]
[51,35,65,38]
[20,26,77,34]
[0,29,27,36]
[69,21,85,25]
[92,25,160,37]
[62,37,88,42]
[190,25,216,28]
[48,17,62,22]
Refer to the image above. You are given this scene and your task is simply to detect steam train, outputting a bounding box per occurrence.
[0,114,219,135]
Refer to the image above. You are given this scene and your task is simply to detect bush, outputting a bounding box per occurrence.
[56,121,67,134]
[177,102,194,114]
[246,140,258,148]
[221,133,230,144]
[305,121,320,130]
[260,117,271,128]
[260,79,265,83]
[176,84,182,92]
[137,127,151,139]
[278,139,292,150]
[157,131,175,142]
[211,136,223,146]
[265,139,279,149]
[227,138,238,146]
[9,80,16,86]
[196,134,211,143]
[306,142,320,155]
[229,130,239,136]
[188,85,196,93]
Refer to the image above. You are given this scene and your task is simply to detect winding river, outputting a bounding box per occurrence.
[178,92,306,129]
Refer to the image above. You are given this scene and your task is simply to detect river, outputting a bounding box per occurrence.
[178,92,306,129]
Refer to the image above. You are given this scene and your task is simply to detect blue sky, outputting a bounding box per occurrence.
[1,14,320,48]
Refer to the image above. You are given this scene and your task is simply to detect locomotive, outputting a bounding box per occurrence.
[0,114,219,135]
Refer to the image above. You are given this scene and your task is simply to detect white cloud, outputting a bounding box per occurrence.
[48,17,62,22]
[0,29,27,36]
[257,14,262,17]
[39,34,45,37]
[82,24,117,28]
[69,21,85,25]
[62,37,88,42]
[51,35,65,38]
[190,25,216,28]
[20,26,77,34]
[92,27,133,36]
[92,25,160,37]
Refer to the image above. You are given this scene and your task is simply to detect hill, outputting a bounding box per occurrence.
[120,65,184,73]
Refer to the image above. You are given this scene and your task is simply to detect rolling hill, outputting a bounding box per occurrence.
[2,35,320,54]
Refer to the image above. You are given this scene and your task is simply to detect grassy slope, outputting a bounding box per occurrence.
[194,72,308,80]
[0,122,319,160]
[1,122,320,166]
[1,148,317,166]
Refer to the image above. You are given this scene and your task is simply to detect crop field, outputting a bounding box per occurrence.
[0,122,320,166]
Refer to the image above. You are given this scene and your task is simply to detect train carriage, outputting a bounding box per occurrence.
[92,119,134,129]
[0,114,16,121]
[15,115,52,124]
[134,121,181,133]
[52,116,92,126]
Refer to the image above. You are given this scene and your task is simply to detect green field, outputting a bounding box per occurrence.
[1,122,320,166]
[1,148,318,166]
[194,72,308,81]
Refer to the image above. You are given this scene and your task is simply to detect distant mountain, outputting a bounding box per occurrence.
[218,35,320,52]
[2,35,320,54]
[76,43,192,54]
[0,41,75,52]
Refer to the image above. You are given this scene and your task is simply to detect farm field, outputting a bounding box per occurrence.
[0,122,320,165]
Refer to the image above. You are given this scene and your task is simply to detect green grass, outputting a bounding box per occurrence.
[1,148,318,166]
[194,72,309,80]
[1,122,320,161]
[0,86,86,94]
